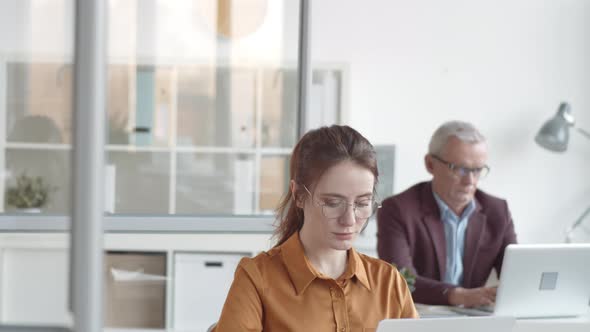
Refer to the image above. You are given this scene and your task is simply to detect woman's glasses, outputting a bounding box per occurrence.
[303,185,381,220]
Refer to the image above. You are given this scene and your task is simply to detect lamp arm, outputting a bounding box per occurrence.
[575,127,590,140]
[565,206,590,243]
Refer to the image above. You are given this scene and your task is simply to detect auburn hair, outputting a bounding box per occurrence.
[273,125,378,246]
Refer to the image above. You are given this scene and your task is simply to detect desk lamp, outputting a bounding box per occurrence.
[535,102,590,243]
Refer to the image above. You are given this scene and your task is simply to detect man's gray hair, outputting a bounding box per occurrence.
[428,120,486,155]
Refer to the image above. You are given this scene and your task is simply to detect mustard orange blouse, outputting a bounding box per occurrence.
[213,232,418,331]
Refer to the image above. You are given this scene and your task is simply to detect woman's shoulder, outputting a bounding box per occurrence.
[246,245,282,262]
[356,251,402,280]
[356,252,414,306]
[236,246,284,276]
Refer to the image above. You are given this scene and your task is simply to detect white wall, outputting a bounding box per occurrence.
[311,0,590,243]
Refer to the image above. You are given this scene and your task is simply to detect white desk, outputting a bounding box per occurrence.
[516,316,590,332]
[416,304,590,332]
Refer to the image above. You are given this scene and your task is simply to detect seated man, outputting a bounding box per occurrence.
[377,120,517,307]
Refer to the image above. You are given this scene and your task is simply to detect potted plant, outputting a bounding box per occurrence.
[5,173,54,212]
[392,263,417,292]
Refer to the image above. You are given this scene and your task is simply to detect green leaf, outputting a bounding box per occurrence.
[391,263,416,292]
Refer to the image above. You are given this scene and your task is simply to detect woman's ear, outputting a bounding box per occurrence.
[290,180,304,208]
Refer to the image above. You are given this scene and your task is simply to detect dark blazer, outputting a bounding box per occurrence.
[377,181,517,305]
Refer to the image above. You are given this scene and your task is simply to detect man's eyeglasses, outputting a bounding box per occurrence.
[431,154,490,179]
[303,185,381,220]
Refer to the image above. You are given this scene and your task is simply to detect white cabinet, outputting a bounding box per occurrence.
[173,252,247,331]
[0,232,270,330]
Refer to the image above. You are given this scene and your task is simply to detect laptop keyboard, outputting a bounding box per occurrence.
[477,304,495,312]
[450,304,495,316]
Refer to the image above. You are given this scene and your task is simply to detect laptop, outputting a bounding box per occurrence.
[376,316,515,332]
[453,243,590,318]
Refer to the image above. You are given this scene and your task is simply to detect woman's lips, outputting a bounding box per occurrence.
[333,232,354,240]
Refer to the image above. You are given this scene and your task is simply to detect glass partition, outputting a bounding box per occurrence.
[0,0,306,329]
[1,0,302,216]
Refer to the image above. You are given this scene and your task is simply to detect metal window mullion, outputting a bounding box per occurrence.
[297,0,311,137]
[5,142,72,150]
[168,67,179,215]
[253,68,264,214]
[70,1,107,331]
[0,56,7,213]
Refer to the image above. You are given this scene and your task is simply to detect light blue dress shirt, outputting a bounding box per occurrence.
[433,192,476,286]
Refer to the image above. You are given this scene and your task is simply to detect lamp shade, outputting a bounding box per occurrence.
[535,102,575,152]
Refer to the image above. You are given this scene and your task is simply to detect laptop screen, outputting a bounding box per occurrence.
[494,244,590,318]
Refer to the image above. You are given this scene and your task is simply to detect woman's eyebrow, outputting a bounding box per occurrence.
[317,192,373,199]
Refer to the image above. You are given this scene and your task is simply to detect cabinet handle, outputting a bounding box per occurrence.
[205,261,223,267]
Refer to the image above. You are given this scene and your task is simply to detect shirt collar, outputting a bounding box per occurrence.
[349,249,372,291]
[281,232,372,295]
[432,190,476,220]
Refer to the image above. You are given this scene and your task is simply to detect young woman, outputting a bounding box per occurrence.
[213,125,418,331]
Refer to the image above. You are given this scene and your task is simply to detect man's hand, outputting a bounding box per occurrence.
[447,286,497,308]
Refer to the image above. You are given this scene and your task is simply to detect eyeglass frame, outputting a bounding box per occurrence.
[430,154,490,179]
[302,184,382,220]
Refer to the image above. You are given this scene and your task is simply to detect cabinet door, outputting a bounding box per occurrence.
[173,252,247,331]
[0,249,69,324]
